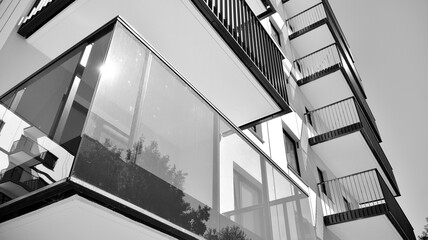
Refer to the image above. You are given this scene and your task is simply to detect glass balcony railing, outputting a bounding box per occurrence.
[1,18,313,240]
[318,169,415,240]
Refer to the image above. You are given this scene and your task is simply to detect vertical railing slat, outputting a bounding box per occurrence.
[294,44,341,82]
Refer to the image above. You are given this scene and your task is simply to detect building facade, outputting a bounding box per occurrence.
[0,0,415,239]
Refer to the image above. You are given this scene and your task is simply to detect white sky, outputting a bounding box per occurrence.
[329,0,428,236]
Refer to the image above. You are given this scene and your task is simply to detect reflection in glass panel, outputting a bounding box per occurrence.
[10,49,81,135]
[0,26,113,206]
[266,164,315,240]
[74,22,216,236]
[72,20,315,240]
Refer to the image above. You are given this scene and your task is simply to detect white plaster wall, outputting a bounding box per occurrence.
[0,24,50,96]
[255,69,349,240]
[0,0,31,51]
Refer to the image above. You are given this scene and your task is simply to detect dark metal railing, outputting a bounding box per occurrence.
[294,43,341,81]
[305,97,360,137]
[377,170,415,240]
[198,0,287,100]
[18,0,75,38]
[21,0,54,25]
[286,3,326,36]
[0,166,46,192]
[318,169,415,240]
[318,169,384,215]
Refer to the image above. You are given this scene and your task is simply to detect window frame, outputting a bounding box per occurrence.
[317,167,328,196]
[283,130,300,176]
[270,21,281,47]
[249,124,264,142]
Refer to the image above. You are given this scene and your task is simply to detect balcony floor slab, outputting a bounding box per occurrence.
[299,69,352,109]
[290,23,334,58]
[310,131,394,195]
[328,214,402,240]
[0,195,176,240]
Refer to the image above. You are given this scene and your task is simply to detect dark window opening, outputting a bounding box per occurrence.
[250,124,263,142]
[283,130,299,175]
[270,22,281,46]
[343,197,351,211]
[0,120,4,133]
[318,168,327,195]
[305,107,313,126]
[295,60,302,73]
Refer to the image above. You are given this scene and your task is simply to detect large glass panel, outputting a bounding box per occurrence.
[72,21,314,240]
[74,23,216,236]
[266,164,315,240]
[219,130,267,239]
[0,26,113,206]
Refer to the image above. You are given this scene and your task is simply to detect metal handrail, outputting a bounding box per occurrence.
[294,43,341,80]
[199,0,287,100]
[318,169,415,240]
[305,97,359,136]
[317,169,385,216]
[286,3,326,35]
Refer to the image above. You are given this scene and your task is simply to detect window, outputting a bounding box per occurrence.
[270,22,281,46]
[0,120,4,133]
[318,168,327,195]
[250,124,263,141]
[295,60,302,73]
[343,197,351,211]
[305,107,313,126]
[283,130,299,175]
[233,168,264,237]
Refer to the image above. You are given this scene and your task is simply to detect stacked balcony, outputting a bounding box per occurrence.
[293,43,353,110]
[286,0,381,141]
[318,170,415,240]
[305,97,399,196]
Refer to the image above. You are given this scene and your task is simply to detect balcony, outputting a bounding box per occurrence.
[293,43,352,109]
[191,0,289,111]
[318,170,415,240]
[0,18,313,240]
[0,166,47,198]
[285,2,333,58]
[287,3,381,140]
[306,97,399,195]
[285,1,352,61]
[9,135,57,170]
[15,0,291,127]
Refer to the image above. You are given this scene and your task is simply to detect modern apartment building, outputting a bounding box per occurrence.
[0,0,415,239]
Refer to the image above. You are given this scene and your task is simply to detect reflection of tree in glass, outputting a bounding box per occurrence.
[125,137,186,188]
[74,134,210,236]
[204,226,252,240]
